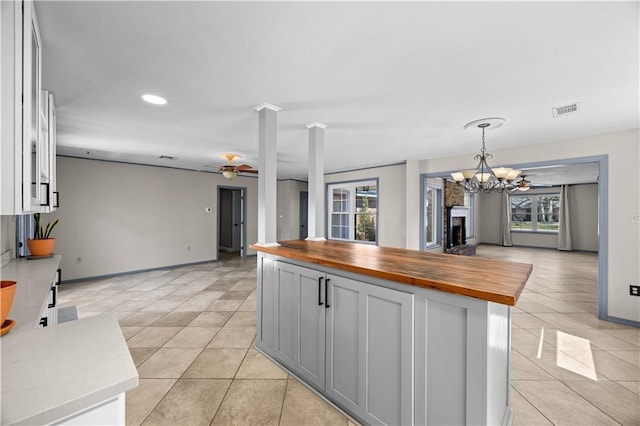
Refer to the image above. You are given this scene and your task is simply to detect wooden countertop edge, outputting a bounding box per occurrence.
[250,243,531,306]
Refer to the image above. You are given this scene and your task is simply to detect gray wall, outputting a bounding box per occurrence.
[568,184,598,251]
[50,156,259,280]
[276,180,308,241]
[476,185,598,251]
[1,215,16,259]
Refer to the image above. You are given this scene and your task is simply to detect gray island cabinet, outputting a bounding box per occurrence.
[252,240,532,426]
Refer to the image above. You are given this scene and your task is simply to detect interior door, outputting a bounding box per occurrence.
[217,186,247,258]
[231,190,242,251]
[219,189,233,251]
[299,191,308,239]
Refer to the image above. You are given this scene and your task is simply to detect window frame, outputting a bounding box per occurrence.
[423,183,443,249]
[510,192,561,234]
[326,178,379,244]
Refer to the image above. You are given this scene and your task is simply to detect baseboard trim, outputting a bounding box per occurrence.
[476,242,598,253]
[61,259,218,284]
[606,315,640,328]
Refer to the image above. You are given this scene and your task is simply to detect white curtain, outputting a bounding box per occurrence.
[500,191,513,247]
[558,185,572,251]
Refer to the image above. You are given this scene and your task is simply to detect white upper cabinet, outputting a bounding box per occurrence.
[48,93,58,211]
[1,0,56,215]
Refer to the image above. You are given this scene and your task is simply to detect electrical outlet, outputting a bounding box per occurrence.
[630,285,640,296]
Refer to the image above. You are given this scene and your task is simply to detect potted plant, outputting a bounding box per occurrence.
[27,213,59,256]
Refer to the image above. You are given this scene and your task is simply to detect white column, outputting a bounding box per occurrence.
[305,122,326,241]
[254,103,281,247]
[406,159,421,250]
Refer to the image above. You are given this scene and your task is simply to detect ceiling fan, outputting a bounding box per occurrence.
[219,153,258,179]
[509,174,553,192]
[510,175,531,192]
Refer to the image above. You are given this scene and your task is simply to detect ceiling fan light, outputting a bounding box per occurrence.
[450,172,465,182]
[517,185,530,192]
[222,170,237,179]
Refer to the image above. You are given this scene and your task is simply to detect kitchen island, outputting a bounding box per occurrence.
[252,240,532,426]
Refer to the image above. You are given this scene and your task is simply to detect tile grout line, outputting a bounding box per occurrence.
[510,386,555,425]
[556,376,624,426]
[278,375,291,425]
[206,291,253,425]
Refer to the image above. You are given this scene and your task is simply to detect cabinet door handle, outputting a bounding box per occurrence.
[325,278,331,309]
[48,284,56,308]
[318,277,324,306]
[40,182,50,207]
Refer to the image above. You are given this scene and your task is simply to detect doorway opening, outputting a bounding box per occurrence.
[421,155,610,322]
[217,186,247,259]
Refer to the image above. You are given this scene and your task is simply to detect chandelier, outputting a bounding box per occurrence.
[450,118,522,193]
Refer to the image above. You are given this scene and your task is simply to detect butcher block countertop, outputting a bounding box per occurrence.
[251,240,532,306]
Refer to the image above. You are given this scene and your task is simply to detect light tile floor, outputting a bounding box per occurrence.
[57,246,639,425]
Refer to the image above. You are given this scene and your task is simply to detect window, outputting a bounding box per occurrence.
[424,184,442,248]
[328,180,377,243]
[510,193,560,232]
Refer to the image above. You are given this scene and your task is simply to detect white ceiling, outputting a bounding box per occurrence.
[36,1,638,180]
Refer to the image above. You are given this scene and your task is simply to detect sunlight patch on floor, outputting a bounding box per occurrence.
[536,327,544,359]
[556,330,598,381]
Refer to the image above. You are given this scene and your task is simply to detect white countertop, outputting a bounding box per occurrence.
[1,255,61,334]
[1,256,138,425]
[1,313,139,425]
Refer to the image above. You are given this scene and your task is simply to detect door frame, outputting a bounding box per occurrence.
[217,185,248,258]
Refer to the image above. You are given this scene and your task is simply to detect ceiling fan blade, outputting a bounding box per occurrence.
[239,169,258,174]
[236,164,255,171]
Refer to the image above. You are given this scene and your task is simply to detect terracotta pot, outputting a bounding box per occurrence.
[1,281,17,324]
[27,238,56,256]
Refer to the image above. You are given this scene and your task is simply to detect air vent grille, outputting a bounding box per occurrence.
[159,155,174,160]
[552,103,580,118]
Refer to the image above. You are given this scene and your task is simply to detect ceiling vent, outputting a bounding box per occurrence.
[552,102,580,118]
[159,155,174,160]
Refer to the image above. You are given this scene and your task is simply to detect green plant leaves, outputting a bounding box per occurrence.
[33,213,58,240]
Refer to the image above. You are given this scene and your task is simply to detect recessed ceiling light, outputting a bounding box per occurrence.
[141,94,168,105]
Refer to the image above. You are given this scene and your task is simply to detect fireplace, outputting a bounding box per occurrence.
[451,216,466,247]
[443,182,476,256]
